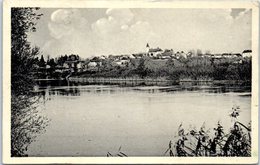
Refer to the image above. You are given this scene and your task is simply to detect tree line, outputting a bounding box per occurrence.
[75,56,251,81]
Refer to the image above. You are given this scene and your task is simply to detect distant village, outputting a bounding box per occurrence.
[34,43,252,79]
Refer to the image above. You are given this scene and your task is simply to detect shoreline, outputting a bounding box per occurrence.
[67,77,251,84]
[35,77,251,84]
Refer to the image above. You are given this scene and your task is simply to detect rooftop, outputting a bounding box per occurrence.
[149,48,163,52]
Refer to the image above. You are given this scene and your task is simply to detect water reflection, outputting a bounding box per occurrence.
[35,80,81,96]
[28,80,251,156]
[48,87,80,96]
[34,80,251,97]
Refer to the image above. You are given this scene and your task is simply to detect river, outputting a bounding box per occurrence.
[27,80,251,156]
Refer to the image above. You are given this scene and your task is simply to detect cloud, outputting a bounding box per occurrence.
[91,8,134,35]
[91,8,160,55]
[43,8,150,57]
[135,9,251,53]
[106,8,134,25]
[42,9,92,57]
[38,8,251,58]
[48,9,88,39]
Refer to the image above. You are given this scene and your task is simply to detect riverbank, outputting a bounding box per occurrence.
[67,77,251,86]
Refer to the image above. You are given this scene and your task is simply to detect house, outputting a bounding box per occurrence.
[90,56,101,62]
[175,51,187,59]
[213,54,223,59]
[100,55,107,60]
[128,54,136,59]
[120,55,130,60]
[88,56,103,68]
[180,51,187,58]
[160,50,173,59]
[242,50,252,58]
[186,52,193,58]
[88,61,98,67]
[222,53,232,58]
[46,65,51,69]
[86,61,102,70]
[87,61,102,68]
[84,61,100,71]
[108,55,122,60]
[146,43,163,57]
[203,54,212,58]
[222,53,242,58]
[63,63,70,69]
[147,47,163,57]
[232,53,242,57]
[65,61,77,68]
[76,61,85,70]
[175,52,181,59]
[113,59,130,66]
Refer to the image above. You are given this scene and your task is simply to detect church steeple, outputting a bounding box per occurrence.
[146,43,150,53]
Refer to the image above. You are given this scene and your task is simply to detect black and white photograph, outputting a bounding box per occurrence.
[3,0,259,164]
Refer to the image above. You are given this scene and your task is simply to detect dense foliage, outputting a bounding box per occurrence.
[34,52,251,82]
[75,56,251,81]
[11,8,48,156]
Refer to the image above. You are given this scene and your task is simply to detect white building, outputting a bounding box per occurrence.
[113,59,130,66]
[146,43,163,57]
[242,50,252,58]
[88,62,98,67]
[175,51,187,59]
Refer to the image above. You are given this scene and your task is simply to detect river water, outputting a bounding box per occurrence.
[27,80,251,156]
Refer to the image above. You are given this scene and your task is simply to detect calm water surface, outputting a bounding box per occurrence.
[28,81,251,156]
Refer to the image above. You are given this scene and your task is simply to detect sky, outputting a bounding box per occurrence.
[28,8,252,58]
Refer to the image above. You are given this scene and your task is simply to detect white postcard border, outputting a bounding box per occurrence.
[2,0,259,164]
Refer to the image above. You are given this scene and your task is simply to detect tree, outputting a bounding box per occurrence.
[38,55,46,67]
[47,58,57,68]
[135,58,151,78]
[11,8,48,157]
[57,55,68,66]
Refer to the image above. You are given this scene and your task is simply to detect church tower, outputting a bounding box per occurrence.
[146,43,150,53]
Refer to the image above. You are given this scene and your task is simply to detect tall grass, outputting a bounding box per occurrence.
[107,106,250,157]
[165,106,251,157]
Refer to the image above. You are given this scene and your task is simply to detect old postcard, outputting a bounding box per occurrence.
[2,0,259,164]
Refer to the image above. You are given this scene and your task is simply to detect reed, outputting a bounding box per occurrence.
[165,106,251,157]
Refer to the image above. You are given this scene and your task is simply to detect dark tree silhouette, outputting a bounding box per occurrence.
[38,55,46,67]
[11,7,48,157]
[135,58,150,78]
